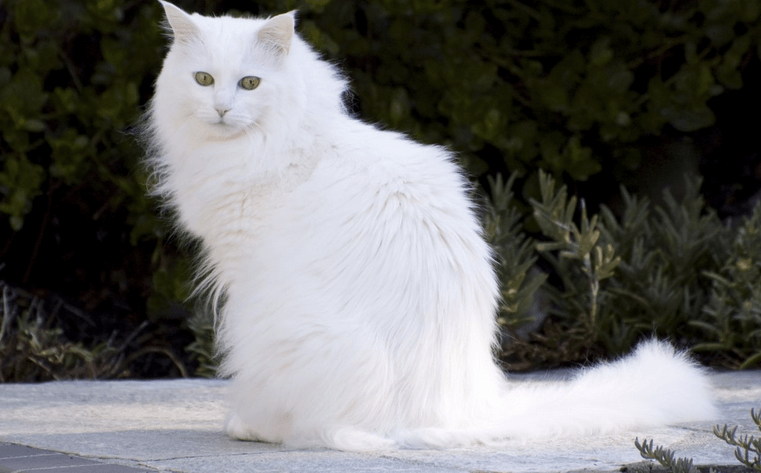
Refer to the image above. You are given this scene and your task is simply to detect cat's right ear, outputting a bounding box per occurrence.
[257,12,295,58]
[159,1,201,45]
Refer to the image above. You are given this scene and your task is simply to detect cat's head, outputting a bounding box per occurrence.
[154,1,305,141]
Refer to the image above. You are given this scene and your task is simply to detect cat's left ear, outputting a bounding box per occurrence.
[257,11,296,57]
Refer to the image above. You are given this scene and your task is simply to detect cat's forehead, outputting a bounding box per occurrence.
[193,14,268,45]
[178,15,275,66]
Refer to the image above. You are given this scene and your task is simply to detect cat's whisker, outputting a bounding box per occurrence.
[241,121,264,140]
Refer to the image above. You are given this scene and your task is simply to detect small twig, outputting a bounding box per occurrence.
[0,284,15,344]
[117,320,150,354]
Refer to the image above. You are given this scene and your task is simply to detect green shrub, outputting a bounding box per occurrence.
[714,408,761,471]
[694,204,761,369]
[490,172,759,370]
[0,0,194,378]
[634,407,761,472]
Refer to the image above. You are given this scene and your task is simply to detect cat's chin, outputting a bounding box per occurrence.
[203,122,252,141]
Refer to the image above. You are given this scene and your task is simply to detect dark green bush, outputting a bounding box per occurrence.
[489,171,760,370]
[0,0,192,379]
[304,0,761,186]
[695,203,761,369]
[0,0,759,379]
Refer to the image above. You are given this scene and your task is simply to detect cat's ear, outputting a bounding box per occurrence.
[257,12,296,57]
[159,0,201,44]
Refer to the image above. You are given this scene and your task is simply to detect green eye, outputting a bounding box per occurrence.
[239,76,261,90]
[195,72,214,86]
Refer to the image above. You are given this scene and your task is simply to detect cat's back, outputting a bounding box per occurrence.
[304,118,471,211]
[260,117,491,289]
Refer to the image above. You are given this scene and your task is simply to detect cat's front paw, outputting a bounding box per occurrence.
[224,411,250,440]
[225,412,275,443]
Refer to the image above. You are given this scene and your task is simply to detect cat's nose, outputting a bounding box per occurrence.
[216,107,230,117]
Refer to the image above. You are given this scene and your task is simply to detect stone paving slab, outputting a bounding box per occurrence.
[0,370,758,473]
[0,443,156,472]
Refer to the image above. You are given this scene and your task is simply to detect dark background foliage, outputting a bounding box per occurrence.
[0,0,759,379]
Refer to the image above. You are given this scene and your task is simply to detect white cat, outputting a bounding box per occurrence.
[145,2,717,451]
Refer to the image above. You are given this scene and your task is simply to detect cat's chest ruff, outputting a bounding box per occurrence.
[189,159,321,238]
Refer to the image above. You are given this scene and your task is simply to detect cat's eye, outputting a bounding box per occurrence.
[239,76,261,90]
[195,72,214,86]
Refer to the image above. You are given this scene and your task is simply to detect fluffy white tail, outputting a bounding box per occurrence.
[394,340,717,449]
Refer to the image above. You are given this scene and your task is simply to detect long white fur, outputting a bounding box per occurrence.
[146,2,718,451]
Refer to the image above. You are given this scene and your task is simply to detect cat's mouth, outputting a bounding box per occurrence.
[206,120,250,141]
[209,117,238,130]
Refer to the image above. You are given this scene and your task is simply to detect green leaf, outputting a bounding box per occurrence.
[717,36,751,90]
[0,155,46,230]
[589,37,613,67]
[664,105,716,132]
[11,0,60,38]
[0,68,48,119]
